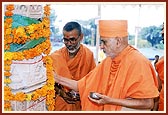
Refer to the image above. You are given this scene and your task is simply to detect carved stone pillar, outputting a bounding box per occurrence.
[4,4,48,111]
[10,55,47,111]
[13,4,43,19]
[28,5,43,19]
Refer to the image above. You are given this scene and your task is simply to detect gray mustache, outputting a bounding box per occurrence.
[67,45,75,49]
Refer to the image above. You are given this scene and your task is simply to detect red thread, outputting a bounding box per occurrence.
[22,97,46,111]
[12,57,43,65]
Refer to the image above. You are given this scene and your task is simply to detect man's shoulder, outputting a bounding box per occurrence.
[124,46,150,64]
[50,47,66,56]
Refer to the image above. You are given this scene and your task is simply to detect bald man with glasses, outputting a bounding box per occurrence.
[50,21,96,111]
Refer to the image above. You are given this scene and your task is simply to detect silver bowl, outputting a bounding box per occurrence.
[90,92,101,100]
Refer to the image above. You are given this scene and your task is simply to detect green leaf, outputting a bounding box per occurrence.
[7,37,46,52]
[4,14,40,28]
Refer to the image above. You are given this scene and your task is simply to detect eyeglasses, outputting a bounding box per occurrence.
[100,39,107,45]
[62,36,79,44]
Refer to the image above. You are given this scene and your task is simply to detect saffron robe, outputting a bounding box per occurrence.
[155,56,164,111]
[50,44,96,111]
[78,45,159,111]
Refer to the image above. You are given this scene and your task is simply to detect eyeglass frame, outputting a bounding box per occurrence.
[100,39,107,45]
[62,35,80,44]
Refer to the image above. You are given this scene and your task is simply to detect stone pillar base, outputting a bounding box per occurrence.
[11,97,47,111]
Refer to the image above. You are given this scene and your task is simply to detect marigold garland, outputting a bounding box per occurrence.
[4,4,55,111]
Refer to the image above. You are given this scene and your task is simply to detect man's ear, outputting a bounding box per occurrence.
[79,33,84,41]
[116,37,122,46]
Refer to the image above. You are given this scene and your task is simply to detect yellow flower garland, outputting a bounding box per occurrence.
[4,4,55,111]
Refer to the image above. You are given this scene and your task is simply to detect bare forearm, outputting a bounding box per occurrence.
[108,98,154,109]
[55,75,78,91]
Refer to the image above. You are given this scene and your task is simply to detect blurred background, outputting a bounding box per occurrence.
[4,2,165,64]
[49,3,165,64]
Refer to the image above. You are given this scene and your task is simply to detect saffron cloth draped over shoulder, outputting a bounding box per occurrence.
[78,45,159,111]
[50,44,96,110]
[77,20,159,111]
[50,44,95,80]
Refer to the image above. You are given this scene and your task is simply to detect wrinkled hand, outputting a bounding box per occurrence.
[88,93,111,105]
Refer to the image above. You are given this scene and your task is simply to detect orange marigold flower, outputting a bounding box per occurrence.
[5,11,13,17]
[6,4,14,11]
[15,92,26,101]
[4,90,14,100]
[44,5,50,12]
[44,11,50,16]
[4,86,11,91]
[5,18,13,24]
[6,36,13,44]
[4,71,11,77]
[4,60,12,65]
[5,28,12,35]
[31,93,40,101]
[4,101,11,108]
[4,66,11,71]
[4,45,10,50]
[47,104,55,111]
[4,78,12,84]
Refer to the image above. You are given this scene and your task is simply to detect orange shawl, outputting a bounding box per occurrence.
[50,44,96,110]
[155,57,164,111]
[78,45,159,111]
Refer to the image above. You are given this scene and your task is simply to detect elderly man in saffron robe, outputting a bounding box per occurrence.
[50,21,96,111]
[54,20,159,111]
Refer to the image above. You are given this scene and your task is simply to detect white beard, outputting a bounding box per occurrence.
[68,42,80,54]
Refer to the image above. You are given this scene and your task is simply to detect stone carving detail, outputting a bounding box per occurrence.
[29,5,43,19]
[9,55,46,93]
[11,97,47,111]
[12,4,43,19]
[9,55,47,111]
